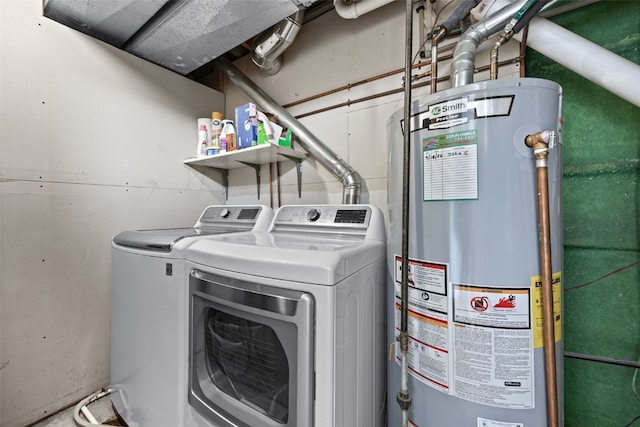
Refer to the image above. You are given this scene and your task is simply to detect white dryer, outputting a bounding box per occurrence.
[110,205,273,427]
[184,204,386,427]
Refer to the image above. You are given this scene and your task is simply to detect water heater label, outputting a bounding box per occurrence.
[531,272,562,348]
[423,130,478,201]
[426,97,472,130]
[408,95,514,133]
[452,284,534,409]
[393,256,451,392]
[477,418,524,427]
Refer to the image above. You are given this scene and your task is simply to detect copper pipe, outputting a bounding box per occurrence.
[490,43,500,80]
[519,25,529,77]
[525,130,560,427]
[294,57,522,119]
[490,32,513,80]
[282,53,455,109]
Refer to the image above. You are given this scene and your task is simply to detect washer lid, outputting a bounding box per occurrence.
[186,231,385,285]
[113,227,247,252]
[112,205,273,252]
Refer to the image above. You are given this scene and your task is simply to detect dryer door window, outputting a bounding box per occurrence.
[189,270,315,427]
[204,308,289,423]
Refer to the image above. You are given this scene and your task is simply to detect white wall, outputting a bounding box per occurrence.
[222,1,520,215]
[0,1,224,426]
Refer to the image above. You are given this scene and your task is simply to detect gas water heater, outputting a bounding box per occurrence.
[387,78,563,427]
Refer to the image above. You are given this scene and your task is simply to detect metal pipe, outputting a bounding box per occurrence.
[251,10,304,75]
[417,1,426,59]
[216,57,362,204]
[489,32,511,80]
[282,49,456,109]
[428,0,478,92]
[293,56,520,119]
[450,0,527,87]
[489,39,500,80]
[565,351,640,369]
[430,41,438,93]
[397,0,413,425]
[525,129,560,427]
[489,0,551,80]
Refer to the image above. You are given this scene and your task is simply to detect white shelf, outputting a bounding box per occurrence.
[183,143,307,200]
[183,144,307,169]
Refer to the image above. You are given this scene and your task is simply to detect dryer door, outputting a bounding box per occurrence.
[188,270,315,427]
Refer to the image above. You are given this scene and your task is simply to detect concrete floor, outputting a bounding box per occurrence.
[30,395,119,427]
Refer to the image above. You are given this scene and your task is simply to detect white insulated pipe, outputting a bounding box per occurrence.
[333,0,394,19]
[514,17,640,108]
[73,388,119,427]
[80,406,100,424]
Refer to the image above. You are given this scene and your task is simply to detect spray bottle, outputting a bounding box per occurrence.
[197,124,208,157]
[221,119,236,152]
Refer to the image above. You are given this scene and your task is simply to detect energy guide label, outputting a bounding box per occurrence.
[423,130,478,201]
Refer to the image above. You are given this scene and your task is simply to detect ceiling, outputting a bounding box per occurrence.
[43,0,335,81]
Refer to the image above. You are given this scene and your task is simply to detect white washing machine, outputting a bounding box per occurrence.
[184,204,386,427]
[110,205,273,427]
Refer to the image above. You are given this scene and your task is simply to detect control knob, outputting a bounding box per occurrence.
[307,208,321,222]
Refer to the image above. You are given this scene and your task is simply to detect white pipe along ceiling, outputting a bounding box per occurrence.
[513,16,640,108]
[332,0,395,19]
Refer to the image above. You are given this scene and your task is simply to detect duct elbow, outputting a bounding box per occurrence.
[252,52,283,76]
[450,34,482,87]
[251,10,303,75]
[341,170,362,204]
[450,0,529,87]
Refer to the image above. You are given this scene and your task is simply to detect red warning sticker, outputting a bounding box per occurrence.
[454,285,530,329]
[470,296,489,312]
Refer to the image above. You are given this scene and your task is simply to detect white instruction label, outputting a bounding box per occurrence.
[453,284,534,409]
[394,256,450,392]
[477,417,524,427]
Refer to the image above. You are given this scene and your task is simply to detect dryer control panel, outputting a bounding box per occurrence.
[275,205,370,227]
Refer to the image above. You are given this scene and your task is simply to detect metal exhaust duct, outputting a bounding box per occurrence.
[216,57,362,204]
[252,10,305,75]
[449,0,528,88]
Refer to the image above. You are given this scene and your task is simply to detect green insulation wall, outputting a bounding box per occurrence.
[525,2,640,426]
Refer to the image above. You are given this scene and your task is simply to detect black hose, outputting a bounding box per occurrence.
[512,0,554,33]
[565,351,640,369]
[624,415,640,427]
[441,0,480,33]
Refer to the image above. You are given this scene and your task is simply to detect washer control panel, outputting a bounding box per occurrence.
[197,206,262,226]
